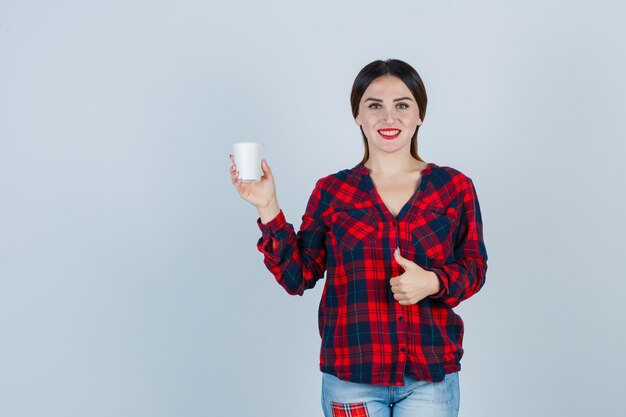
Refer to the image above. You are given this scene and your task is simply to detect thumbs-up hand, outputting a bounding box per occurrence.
[389,247,442,305]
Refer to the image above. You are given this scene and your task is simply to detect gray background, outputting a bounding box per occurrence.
[1,0,624,416]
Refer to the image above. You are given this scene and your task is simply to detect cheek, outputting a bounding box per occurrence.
[361,114,379,128]
[406,112,421,125]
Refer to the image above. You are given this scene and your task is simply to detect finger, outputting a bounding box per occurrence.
[394,248,413,270]
[261,159,273,179]
[393,248,405,265]
[231,172,242,190]
[390,281,404,293]
[230,166,239,183]
[393,293,407,301]
[230,156,238,171]
[231,169,244,190]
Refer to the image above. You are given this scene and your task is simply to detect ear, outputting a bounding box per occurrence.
[355,114,361,126]
[417,117,422,126]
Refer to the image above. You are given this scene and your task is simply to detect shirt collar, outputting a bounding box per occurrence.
[352,161,436,176]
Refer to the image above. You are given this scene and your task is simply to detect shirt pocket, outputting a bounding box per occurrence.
[330,204,378,252]
[411,206,458,262]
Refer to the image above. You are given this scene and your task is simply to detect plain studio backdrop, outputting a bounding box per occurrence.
[1,1,625,416]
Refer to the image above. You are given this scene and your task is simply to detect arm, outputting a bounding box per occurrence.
[229,157,326,294]
[256,179,328,296]
[428,178,488,308]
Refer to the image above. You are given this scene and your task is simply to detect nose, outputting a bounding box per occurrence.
[383,108,396,124]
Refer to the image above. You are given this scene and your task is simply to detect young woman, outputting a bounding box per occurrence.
[229,59,488,417]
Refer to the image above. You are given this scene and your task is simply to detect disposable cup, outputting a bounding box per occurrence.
[232,142,263,182]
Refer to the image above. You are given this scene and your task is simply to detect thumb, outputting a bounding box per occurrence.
[394,247,411,269]
[261,159,273,179]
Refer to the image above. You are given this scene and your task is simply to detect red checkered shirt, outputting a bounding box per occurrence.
[256,162,488,386]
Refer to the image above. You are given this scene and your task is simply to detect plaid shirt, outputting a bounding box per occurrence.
[256,162,488,386]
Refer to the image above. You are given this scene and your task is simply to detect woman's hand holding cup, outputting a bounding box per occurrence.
[229,154,281,224]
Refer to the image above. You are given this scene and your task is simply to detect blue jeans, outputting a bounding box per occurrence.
[321,372,460,417]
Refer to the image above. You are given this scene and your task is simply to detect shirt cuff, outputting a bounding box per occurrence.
[256,209,288,258]
[256,209,287,235]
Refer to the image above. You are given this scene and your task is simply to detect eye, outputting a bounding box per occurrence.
[396,103,409,110]
[368,103,382,109]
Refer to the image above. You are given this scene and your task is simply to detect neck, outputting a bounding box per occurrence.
[364,153,424,177]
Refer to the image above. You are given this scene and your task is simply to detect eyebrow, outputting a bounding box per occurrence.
[363,97,414,103]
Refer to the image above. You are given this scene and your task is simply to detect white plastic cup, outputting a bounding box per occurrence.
[232,142,264,182]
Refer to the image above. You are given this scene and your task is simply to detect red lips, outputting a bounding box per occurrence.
[378,128,401,140]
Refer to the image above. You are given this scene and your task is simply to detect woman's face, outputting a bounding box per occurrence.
[355,75,422,157]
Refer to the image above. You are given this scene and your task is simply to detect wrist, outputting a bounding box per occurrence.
[429,271,442,296]
[257,200,280,224]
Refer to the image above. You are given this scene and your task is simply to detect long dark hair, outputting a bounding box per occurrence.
[350,59,428,165]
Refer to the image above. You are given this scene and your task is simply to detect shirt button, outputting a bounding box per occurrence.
[400,347,406,353]
[398,316,404,321]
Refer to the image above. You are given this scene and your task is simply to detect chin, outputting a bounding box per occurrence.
[376,139,408,150]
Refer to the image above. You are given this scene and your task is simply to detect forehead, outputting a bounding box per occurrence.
[362,75,412,99]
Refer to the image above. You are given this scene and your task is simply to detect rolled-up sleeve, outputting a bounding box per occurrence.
[256,179,329,295]
[428,178,488,308]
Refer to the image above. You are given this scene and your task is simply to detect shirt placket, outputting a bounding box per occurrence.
[363,166,412,386]
[392,216,408,385]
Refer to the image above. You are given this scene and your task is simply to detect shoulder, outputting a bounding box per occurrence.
[314,165,360,188]
[308,165,365,206]
[429,163,474,190]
